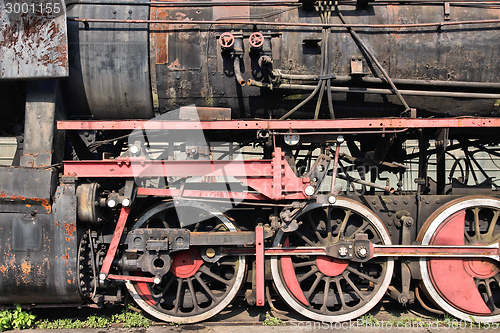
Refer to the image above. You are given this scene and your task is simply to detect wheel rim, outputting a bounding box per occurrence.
[125,201,246,323]
[270,198,394,322]
[419,196,500,322]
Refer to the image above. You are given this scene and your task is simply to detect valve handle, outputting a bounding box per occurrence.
[219,32,235,49]
[249,32,264,49]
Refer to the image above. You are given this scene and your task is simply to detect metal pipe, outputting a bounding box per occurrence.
[337,174,395,193]
[233,57,246,87]
[65,0,500,6]
[66,0,301,7]
[248,81,500,99]
[274,73,500,90]
[68,17,500,29]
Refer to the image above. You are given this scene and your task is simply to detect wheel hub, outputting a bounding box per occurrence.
[316,256,348,277]
[170,248,203,278]
[463,258,499,279]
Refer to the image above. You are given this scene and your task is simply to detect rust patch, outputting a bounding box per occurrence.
[168,58,181,70]
[64,223,76,236]
[65,237,70,242]
[0,256,16,275]
[67,279,71,284]
[152,9,170,64]
[0,191,52,213]
[21,261,31,275]
[1,0,68,78]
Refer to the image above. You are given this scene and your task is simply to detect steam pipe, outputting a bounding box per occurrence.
[272,73,500,90]
[234,57,246,86]
[247,80,500,99]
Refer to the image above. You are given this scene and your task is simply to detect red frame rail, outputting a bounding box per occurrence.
[58,117,500,131]
[63,147,309,200]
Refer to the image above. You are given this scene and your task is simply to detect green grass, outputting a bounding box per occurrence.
[0,305,36,331]
[35,305,150,330]
[263,312,285,326]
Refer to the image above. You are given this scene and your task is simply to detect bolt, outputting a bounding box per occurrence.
[404,217,414,227]
[206,248,216,258]
[356,246,368,258]
[338,247,348,257]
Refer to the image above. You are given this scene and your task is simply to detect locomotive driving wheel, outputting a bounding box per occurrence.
[125,201,246,324]
[419,196,500,323]
[270,198,394,322]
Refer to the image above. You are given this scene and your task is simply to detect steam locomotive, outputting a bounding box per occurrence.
[1,0,500,324]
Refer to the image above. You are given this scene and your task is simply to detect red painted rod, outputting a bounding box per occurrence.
[107,274,156,283]
[372,245,499,258]
[221,245,499,259]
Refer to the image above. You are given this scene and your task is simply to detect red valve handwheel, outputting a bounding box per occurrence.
[249,32,264,48]
[219,32,235,49]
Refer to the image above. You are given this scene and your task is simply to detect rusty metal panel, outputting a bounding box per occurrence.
[0,170,80,304]
[0,0,68,79]
[64,0,152,119]
[0,165,56,201]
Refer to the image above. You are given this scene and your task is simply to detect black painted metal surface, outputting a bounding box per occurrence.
[59,1,500,119]
[64,0,153,119]
[0,167,80,303]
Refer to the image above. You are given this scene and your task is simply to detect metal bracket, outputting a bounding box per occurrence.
[99,207,131,281]
[444,2,451,21]
[350,56,365,75]
[255,225,265,306]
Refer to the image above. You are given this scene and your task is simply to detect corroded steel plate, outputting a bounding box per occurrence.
[0,0,68,79]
